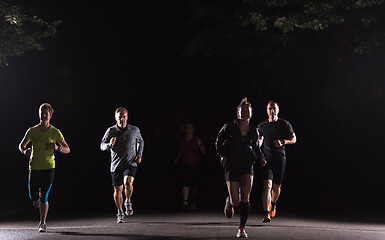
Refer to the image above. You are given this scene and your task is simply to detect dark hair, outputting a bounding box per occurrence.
[267,100,279,108]
[237,97,252,111]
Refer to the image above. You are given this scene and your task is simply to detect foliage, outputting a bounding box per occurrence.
[0,0,61,66]
[184,0,385,64]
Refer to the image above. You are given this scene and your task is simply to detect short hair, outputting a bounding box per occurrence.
[39,103,54,116]
[115,107,128,115]
[267,100,279,108]
[237,97,252,111]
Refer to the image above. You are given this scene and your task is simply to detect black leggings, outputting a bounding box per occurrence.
[28,169,55,203]
[179,163,199,188]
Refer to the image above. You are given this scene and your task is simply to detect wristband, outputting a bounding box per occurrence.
[280,140,285,145]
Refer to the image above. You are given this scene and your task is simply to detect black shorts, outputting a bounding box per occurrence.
[224,167,254,182]
[262,150,286,185]
[28,169,55,203]
[111,167,137,186]
[179,163,199,188]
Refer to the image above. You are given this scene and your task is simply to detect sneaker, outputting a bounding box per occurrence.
[33,199,41,209]
[224,197,234,218]
[124,200,134,216]
[38,222,47,232]
[263,213,271,223]
[190,201,197,211]
[236,227,248,238]
[270,203,276,218]
[116,213,125,223]
[182,201,189,210]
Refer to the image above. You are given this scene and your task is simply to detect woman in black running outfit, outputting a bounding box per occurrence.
[216,97,264,238]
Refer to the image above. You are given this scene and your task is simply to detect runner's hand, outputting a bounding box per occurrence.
[135,155,142,163]
[23,148,32,157]
[110,137,116,146]
[273,140,283,148]
[260,158,267,167]
[50,142,59,150]
[220,157,228,166]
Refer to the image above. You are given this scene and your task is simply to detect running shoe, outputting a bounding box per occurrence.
[236,227,248,238]
[182,201,189,210]
[33,199,41,209]
[38,222,47,232]
[116,213,125,223]
[224,197,234,218]
[124,200,134,216]
[263,213,271,223]
[270,203,276,218]
[190,201,197,211]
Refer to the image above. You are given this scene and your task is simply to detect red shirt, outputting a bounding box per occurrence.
[180,136,201,165]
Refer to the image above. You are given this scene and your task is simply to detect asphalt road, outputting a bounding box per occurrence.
[0,211,384,240]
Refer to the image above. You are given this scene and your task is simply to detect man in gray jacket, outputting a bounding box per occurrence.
[101,107,144,223]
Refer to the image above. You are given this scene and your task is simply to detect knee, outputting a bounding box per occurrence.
[124,177,134,187]
[125,181,133,189]
[272,184,281,192]
[263,180,272,191]
[114,186,123,193]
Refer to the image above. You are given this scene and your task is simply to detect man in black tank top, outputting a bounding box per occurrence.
[258,100,296,223]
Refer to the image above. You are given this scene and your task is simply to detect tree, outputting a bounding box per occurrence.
[184,0,385,64]
[0,0,61,66]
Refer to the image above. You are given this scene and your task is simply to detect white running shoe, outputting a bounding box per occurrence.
[224,197,234,218]
[125,200,133,216]
[38,222,47,232]
[236,227,248,238]
[116,213,125,223]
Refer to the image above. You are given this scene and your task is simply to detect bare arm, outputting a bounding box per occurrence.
[284,133,296,145]
[56,139,70,154]
[174,147,182,164]
[273,133,297,147]
[198,138,206,155]
[19,137,31,156]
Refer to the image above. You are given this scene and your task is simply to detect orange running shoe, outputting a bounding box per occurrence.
[270,203,276,218]
[263,213,271,223]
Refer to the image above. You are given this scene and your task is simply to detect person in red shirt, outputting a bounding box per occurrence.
[174,123,205,210]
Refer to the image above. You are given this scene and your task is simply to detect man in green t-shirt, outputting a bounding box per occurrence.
[19,103,70,233]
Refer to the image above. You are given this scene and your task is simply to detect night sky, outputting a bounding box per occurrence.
[1,0,385,218]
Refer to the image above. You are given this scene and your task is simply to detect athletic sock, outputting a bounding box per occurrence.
[264,210,270,216]
[271,202,276,208]
[239,202,250,228]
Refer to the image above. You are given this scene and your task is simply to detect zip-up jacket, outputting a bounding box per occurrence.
[215,119,263,171]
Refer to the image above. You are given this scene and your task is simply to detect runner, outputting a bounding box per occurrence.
[18,103,70,232]
[216,97,264,238]
[100,107,144,223]
[174,123,205,210]
[258,100,296,223]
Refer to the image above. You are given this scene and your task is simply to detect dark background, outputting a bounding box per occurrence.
[1,0,384,220]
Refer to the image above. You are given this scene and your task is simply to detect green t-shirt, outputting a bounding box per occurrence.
[24,124,64,170]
